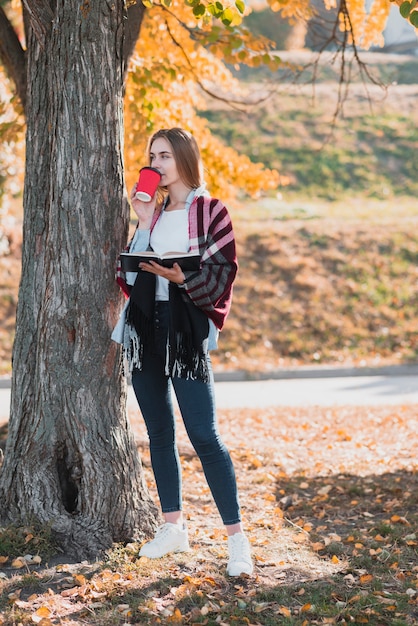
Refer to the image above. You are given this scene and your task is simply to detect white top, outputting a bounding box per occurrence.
[150,208,189,301]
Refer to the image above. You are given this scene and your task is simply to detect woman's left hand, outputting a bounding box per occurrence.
[139,261,185,285]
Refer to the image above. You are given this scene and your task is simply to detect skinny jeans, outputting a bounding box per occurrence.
[131,301,241,525]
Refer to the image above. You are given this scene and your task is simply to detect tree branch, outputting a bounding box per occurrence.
[0,4,27,112]
[291,0,387,144]
[164,16,274,112]
[123,0,147,79]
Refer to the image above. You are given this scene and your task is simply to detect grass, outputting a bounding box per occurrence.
[0,520,60,570]
[199,50,418,203]
[199,86,418,201]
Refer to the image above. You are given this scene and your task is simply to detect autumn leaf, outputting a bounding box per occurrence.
[117,604,132,617]
[167,608,183,622]
[346,594,361,606]
[360,574,374,584]
[391,515,409,525]
[31,606,52,623]
[73,574,87,586]
[277,605,291,617]
[253,601,270,613]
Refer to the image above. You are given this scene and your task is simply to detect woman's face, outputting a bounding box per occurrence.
[149,137,180,188]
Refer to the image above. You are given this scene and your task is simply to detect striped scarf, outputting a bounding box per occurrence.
[117,194,238,330]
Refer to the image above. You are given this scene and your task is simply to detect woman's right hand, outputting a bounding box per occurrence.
[130,184,157,229]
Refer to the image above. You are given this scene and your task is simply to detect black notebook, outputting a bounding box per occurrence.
[120,251,201,272]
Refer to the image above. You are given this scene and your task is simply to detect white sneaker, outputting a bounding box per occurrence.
[139,522,190,558]
[227,533,254,576]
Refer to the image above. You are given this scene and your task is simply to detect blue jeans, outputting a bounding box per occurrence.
[131,302,241,525]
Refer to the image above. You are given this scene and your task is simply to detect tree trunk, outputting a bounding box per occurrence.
[0,0,158,559]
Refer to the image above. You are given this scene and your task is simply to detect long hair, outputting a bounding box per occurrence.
[147,128,204,190]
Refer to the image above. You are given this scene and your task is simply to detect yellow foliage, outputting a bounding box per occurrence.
[124,2,280,200]
[359,0,392,48]
[267,0,313,20]
[343,0,392,48]
[267,0,392,48]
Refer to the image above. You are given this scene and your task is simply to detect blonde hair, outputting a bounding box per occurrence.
[147,128,204,189]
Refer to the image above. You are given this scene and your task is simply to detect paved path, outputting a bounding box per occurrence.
[211,372,418,408]
[1,365,417,422]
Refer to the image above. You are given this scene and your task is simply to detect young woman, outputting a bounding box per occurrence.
[112,128,253,576]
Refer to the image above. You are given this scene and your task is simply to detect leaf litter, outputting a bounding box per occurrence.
[1,400,417,624]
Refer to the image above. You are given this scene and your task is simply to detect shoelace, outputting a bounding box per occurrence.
[155,524,172,538]
[229,535,250,561]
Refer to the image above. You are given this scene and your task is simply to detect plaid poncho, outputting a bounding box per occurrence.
[117,194,238,331]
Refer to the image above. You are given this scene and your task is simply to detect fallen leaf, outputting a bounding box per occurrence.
[277,605,291,617]
[31,606,52,623]
[73,574,87,586]
[348,594,362,604]
[391,515,409,525]
[60,587,80,598]
[8,590,22,603]
[89,602,106,610]
[360,574,373,584]
[317,485,332,496]
[253,601,270,613]
[167,608,183,622]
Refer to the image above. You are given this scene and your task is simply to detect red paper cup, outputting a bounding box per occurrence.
[135,167,162,202]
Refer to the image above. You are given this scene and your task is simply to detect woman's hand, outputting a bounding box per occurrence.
[130,184,157,229]
[139,261,185,285]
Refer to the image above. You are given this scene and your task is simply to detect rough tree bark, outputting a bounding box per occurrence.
[0,0,158,559]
